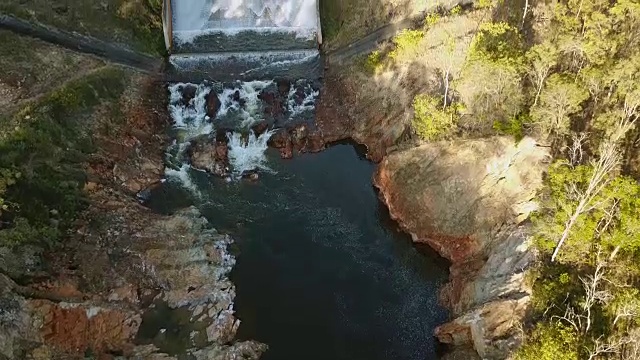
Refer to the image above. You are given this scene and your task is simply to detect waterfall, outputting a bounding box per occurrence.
[164,80,319,187]
[171,0,319,47]
[227,130,275,178]
[166,0,322,82]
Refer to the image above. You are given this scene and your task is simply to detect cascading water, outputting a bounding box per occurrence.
[166,0,322,82]
[171,0,319,50]
[164,79,319,187]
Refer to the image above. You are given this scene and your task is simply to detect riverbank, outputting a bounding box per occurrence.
[0,30,265,359]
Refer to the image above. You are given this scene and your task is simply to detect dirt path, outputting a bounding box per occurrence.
[0,14,161,73]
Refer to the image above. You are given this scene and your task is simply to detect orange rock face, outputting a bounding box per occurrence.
[372,137,549,359]
[30,300,140,356]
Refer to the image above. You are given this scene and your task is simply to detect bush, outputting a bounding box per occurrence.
[412,94,459,140]
[516,323,580,360]
[493,113,526,140]
[364,50,384,74]
[469,22,523,66]
[388,29,424,60]
[0,67,128,248]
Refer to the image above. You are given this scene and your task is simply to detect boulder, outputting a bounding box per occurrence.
[182,84,198,105]
[205,91,221,119]
[258,89,284,117]
[251,121,269,137]
[276,80,291,97]
[190,136,229,177]
[373,136,549,359]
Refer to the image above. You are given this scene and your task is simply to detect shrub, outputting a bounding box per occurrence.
[412,94,459,140]
[493,113,527,140]
[388,29,424,60]
[516,323,580,360]
[364,50,384,74]
[424,12,441,28]
[0,67,128,248]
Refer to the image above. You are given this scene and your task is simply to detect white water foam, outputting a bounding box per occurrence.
[168,83,214,141]
[227,130,275,178]
[166,81,279,187]
[287,82,319,119]
[218,80,272,128]
[165,163,201,196]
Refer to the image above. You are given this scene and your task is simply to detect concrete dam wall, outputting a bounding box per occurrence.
[163,0,322,81]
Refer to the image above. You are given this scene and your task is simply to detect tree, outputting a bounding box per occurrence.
[526,41,559,106]
[411,94,459,140]
[530,74,588,136]
[441,35,456,110]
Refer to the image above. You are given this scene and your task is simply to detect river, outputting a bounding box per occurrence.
[144,79,449,359]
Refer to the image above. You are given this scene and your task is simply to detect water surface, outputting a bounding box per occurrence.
[148,143,449,360]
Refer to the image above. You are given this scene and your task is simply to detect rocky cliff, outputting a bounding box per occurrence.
[0,31,264,359]
[373,137,549,359]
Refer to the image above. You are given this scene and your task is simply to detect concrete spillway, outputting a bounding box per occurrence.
[163,0,322,81]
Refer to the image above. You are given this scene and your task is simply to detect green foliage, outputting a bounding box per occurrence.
[497,0,640,355]
[449,5,462,16]
[458,59,523,128]
[516,323,580,360]
[412,94,459,140]
[530,74,589,136]
[364,50,384,74]
[424,12,441,28]
[319,0,342,42]
[457,21,525,131]
[388,29,424,60]
[475,0,497,9]
[532,160,640,263]
[469,22,524,66]
[0,67,128,248]
[493,113,527,140]
[117,0,165,55]
[530,264,583,313]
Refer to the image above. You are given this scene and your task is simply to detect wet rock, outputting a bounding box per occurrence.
[267,128,290,149]
[280,143,293,159]
[291,124,308,148]
[136,180,163,203]
[258,89,284,117]
[243,171,259,181]
[251,121,269,137]
[373,137,549,359]
[293,87,306,105]
[277,80,291,96]
[205,91,221,118]
[190,135,229,177]
[182,84,198,105]
[231,90,246,107]
[266,128,293,159]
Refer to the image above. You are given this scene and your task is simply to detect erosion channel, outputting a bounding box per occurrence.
[143,80,450,359]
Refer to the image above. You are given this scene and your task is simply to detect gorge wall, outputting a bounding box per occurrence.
[373,137,549,358]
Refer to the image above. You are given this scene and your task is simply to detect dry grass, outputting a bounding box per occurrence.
[0,30,103,118]
[321,0,426,50]
[0,0,163,54]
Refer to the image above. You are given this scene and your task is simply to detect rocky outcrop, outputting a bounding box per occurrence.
[0,71,265,359]
[190,133,230,177]
[373,136,549,359]
[0,205,265,359]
